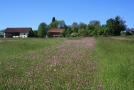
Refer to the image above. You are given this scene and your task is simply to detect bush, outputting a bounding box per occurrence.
[0,35,4,38]
[71,33,78,37]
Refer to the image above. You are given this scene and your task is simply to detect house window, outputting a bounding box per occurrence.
[24,33,25,35]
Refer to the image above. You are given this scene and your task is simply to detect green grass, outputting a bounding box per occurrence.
[1,37,134,89]
[0,38,64,60]
[111,36,134,40]
[66,37,84,40]
[95,37,134,90]
[0,38,97,90]
[124,36,134,40]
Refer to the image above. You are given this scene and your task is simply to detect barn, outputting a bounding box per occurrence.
[4,27,33,38]
[48,29,64,37]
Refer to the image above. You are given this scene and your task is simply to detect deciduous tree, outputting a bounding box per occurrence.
[106,16,126,35]
[38,22,47,37]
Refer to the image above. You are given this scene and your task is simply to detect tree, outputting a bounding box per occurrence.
[78,22,87,30]
[106,16,126,35]
[114,16,126,35]
[71,22,78,33]
[86,20,101,36]
[38,22,47,37]
[0,30,4,38]
[78,22,87,36]
[52,17,55,22]
[49,17,58,29]
[33,30,38,37]
[89,20,100,26]
[71,22,78,27]
[58,20,66,29]
[106,18,115,35]
[49,20,58,29]
[28,30,34,37]
[101,25,108,35]
[65,26,72,37]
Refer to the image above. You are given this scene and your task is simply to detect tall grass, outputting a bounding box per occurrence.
[95,37,134,90]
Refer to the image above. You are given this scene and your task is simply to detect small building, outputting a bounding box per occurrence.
[4,27,33,38]
[130,30,134,35]
[48,29,64,37]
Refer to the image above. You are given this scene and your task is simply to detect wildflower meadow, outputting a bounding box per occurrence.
[0,37,134,90]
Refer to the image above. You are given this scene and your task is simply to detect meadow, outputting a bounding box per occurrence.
[0,36,134,90]
[95,36,134,90]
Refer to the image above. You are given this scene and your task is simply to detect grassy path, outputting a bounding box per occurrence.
[0,38,98,90]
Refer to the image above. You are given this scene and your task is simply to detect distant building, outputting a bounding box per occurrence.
[126,28,134,35]
[48,29,64,37]
[4,27,33,38]
[130,30,134,35]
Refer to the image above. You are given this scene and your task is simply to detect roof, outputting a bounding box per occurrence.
[48,29,64,33]
[4,28,32,33]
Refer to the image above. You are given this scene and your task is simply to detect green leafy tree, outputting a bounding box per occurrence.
[86,24,94,36]
[113,16,126,35]
[71,22,78,33]
[101,25,108,35]
[28,30,34,37]
[78,22,87,36]
[58,20,66,29]
[106,18,116,35]
[89,20,100,26]
[49,20,58,29]
[33,30,38,37]
[71,22,78,27]
[86,20,101,36]
[49,17,59,29]
[38,22,47,37]
[65,26,72,37]
[78,22,87,29]
[106,16,126,35]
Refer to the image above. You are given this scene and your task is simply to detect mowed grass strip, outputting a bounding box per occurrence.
[0,38,97,90]
[95,37,134,90]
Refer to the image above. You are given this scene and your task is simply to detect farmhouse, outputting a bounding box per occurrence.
[4,27,33,38]
[48,29,64,37]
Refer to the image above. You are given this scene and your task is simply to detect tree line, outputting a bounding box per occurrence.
[0,16,133,38]
[35,16,129,37]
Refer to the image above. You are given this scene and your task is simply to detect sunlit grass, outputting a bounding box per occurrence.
[95,37,134,90]
[0,38,97,90]
[0,38,64,60]
[1,37,133,89]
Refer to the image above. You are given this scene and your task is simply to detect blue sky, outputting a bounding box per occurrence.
[0,0,133,30]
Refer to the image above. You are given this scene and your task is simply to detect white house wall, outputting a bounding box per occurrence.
[20,32,29,38]
[4,33,5,38]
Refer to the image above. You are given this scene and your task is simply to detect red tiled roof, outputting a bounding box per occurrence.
[4,28,32,33]
[48,29,64,33]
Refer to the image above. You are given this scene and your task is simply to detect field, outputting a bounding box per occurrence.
[0,36,134,90]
